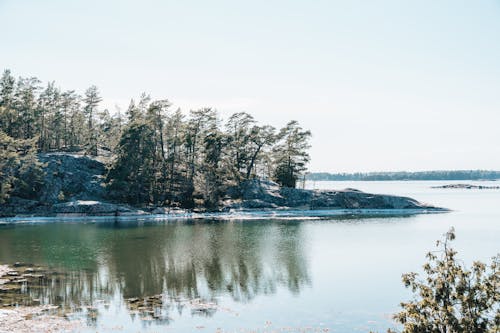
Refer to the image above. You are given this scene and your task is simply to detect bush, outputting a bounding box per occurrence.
[388,228,499,333]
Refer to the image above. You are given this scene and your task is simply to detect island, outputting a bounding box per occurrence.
[0,69,447,221]
[0,153,446,220]
[431,184,500,189]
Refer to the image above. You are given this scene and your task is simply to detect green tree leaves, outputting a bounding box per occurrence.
[273,120,311,188]
[0,131,44,203]
[1,68,313,209]
[391,229,500,333]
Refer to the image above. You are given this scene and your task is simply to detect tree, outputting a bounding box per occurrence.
[273,120,311,188]
[97,108,122,152]
[0,69,315,210]
[106,122,156,205]
[0,69,16,136]
[60,90,81,149]
[145,99,171,203]
[0,130,44,203]
[225,112,257,183]
[245,124,276,180]
[182,108,218,207]
[389,228,500,333]
[13,76,41,140]
[224,113,276,182]
[83,85,102,156]
[37,81,61,151]
[200,118,226,209]
[164,108,186,205]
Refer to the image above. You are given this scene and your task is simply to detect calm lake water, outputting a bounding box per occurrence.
[1,181,499,332]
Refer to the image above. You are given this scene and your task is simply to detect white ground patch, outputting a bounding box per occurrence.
[0,306,82,333]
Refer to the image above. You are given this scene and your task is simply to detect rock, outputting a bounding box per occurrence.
[225,179,443,211]
[240,179,285,205]
[432,183,500,189]
[0,152,445,218]
[52,200,143,215]
[38,153,107,204]
[0,197,45,217]
[0,153,111,217]
[13,262,27,268]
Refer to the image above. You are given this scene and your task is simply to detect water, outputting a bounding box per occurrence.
[0,180,499,332]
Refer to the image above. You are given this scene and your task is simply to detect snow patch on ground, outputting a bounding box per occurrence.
[0,306,82,333]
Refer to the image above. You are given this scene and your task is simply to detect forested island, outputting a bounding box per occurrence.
[307,170,500,181]
[0,69,443,217]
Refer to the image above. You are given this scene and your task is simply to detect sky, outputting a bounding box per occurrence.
[1,0,500,172]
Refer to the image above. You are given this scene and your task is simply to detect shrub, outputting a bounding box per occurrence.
[388,228,499,333]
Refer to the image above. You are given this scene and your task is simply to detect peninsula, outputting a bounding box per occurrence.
[0,69,446,219]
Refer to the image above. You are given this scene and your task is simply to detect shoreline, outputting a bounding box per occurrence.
[0,207,450,225]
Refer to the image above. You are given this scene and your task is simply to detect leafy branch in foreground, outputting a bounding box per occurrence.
[386,228,499,333]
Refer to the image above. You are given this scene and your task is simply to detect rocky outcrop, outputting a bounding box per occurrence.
[0,154,445,218]
[0,153,115,217]
[432,183,500,189]
[225,179,443,211]
[37,153,108,204]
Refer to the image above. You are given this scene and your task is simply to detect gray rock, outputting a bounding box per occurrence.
[432,183,500,189]
[226,179,443,211]
[1,153,445,217]
[38,153,107,204]
[52,200,143,215]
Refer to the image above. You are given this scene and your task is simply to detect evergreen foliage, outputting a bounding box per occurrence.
[0,130,44,203]
[273,120,312,188]
[387,229,500,333]
[0,69,311,208]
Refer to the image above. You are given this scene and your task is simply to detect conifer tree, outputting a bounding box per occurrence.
[83,85,102,156]
[273,120,311,188]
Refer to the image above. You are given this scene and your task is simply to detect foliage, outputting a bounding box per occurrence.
[388,228,500,333]
[273,120,311,188]
[0,130,44,203]
[106,122,156,205]
[0,68,313,208]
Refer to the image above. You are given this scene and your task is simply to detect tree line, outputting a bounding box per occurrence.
[307,170,500,181]
[0,69,311,208]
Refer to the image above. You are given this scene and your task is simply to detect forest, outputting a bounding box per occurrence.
[307,170,500,181]
[0,69,311,209]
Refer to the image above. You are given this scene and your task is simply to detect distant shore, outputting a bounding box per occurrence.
[307,171,500,181]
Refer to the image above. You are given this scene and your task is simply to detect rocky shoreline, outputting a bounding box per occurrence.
[0,154,447,219]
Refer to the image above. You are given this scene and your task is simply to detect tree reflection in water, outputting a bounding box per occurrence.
[0,219,310,323]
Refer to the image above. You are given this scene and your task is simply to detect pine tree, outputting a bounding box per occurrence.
[83,85,102,156]
[0,70,16,137]
[273,120,311,188]
[0,130,44,203]
[107,122,156,205]
[13,76,41,140]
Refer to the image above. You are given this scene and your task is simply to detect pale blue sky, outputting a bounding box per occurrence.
[1,0,500,172]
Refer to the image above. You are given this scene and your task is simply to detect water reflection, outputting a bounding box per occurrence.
[0,220,310,323]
